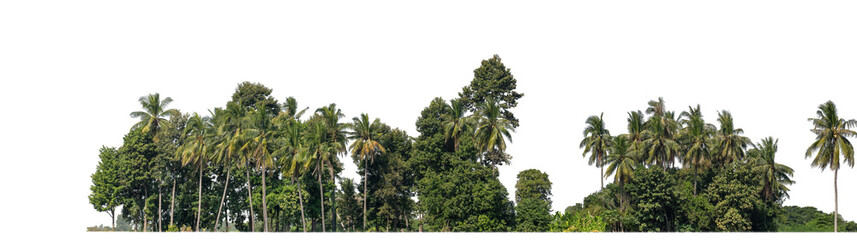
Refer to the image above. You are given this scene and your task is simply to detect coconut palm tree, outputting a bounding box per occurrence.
[130,93,180,138]
[444,99,471,151]
[643,98,680,169]
[715,111,751,166]
[679,105,715,196]
[580,113,611,189]
[274,118,309,232]
[805,100,857,232]
[605,135,637,193]
[347,113,386,231]
[316,104,347,232]
[474,99,516,171]
[749,137,794,202]
[177,113,213,232]
[281,96,309,120]
[241,102,277,232]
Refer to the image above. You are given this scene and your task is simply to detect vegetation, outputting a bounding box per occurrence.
[89,55,855,232]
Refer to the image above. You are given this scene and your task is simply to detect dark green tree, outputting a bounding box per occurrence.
[458,54,524,127]
[514,169,553,232]
[89,146,121,231]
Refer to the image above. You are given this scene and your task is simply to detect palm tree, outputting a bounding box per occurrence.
[130,93,179,138]
[474,99,516,171]
[303,120,339,232]
[805,101,857,232]
[644,98,680,169]
[580,113,611,189]
[177,113,213,232]
[715,111,751,166]
[749,137,794,202]
[316,104,347,232]
[219,101,258,231]
[347,113,386,231]
[130,93,178,231]
[605,135,637,196]
[274,118,309,232]
[281,96,309,120]
[624,110,648,164]
[241,102,277,232]
[444,99,471,151]
[679,105,715,196]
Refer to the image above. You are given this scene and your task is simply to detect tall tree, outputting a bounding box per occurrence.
[715,111,751,166]
[89,146,121,231]
[678,104,715,196]
[749,137,794,202]
[458,54,524,127]
[130,93,179,138]
[514,169,553,232]
[177,113,213,232]
[474,99,516,173]
[604,135,636,201]
[443,99,471,151]
[242,102,278,232]
[624,110,647,163]
[348,113,386,231]
[805,101,857,232]
[316,103,347,232]
[580,113,611,189]
[644,98,680,169]
[276,118,309,232]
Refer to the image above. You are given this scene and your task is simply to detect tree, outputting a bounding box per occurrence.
[117,129,158,231]
[678,105,714,196]
[337,178,362,231]
[473,99,515,173]
[90,146,121,231]
[644,98,680,169]
[748,137,794,202]
[805,100,857,232]
[625,167,679,232]
[624,110,648,163]
[130,93,179,138]
[274,117,309,232]
[177,113,213,231]
[458,54,524,127]
[604,135,636,211]
[348,113,386,231]
[231,81,279,113]
[443,99,471,151]
[515,169,553,232]
[580,113,611,189]
[715,111,751,166]
[315,103,347,232]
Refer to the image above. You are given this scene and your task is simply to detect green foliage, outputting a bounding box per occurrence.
[458,54,524,127]
[89,146,121,228]
[515,198,551,232]
[625,167,679,232]
[548,211,606,232]
[515,169,552,204]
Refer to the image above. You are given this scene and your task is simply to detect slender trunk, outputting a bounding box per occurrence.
[262,168,269,232]
[599,152,604,189]
[197,161,203,231]
[110,209,115,231]
[143,208,147,232]
[170,177,175,227]
[226,208,230,232]
[246,165,255,232]
[319,161,326,232]
[329,166,337,232]
[835,168,839,232]
[144,187,148,232]
[158,190,162,232]
[215,167,231,231]
[364,156,369,231]
[297,180,307,232]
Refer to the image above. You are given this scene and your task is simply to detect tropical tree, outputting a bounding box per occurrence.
[678,105,715,196]
[444,99,471,151]
[316,103,347,232]
[274,117,309,232]
[130,93,179,138]
[348,113,386,231]
[604,135,636,199]
[715,111,751,166]
[474,99,516,172]
[242,102,278,232]
[624,110,647,163]
[805,101,857,232]
[748,137,794,202]
[580,113,611,189]
[177,113,213,231]
[644,98,680,169]
[89,146,121,231]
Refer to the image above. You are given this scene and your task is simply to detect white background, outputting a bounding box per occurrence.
[2,0,856,236]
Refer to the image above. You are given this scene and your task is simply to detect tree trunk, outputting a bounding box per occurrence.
[329,166,337,232]
[319,161,326,232]
[158,190,162,232]
[144,187,148,232]
[693,164,697,196]
[599,153,604,189]
[110,209,115,231]
[246,165,255,232]
[215,167,231,231]
[197,161,203,232]
[364,156,369,231]
[297,180,307,232]
[170,177,175,227]
[262,168,269,232]
[835,168,839,232]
